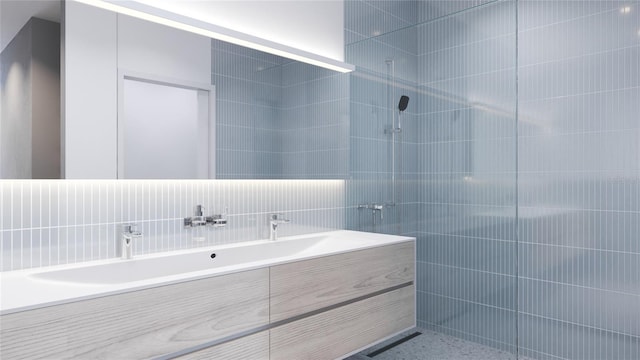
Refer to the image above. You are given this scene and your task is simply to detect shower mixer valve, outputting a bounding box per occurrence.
[384,126,402,134]
[357,203,386,220]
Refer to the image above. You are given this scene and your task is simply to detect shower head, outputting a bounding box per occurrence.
[398,95,410,112]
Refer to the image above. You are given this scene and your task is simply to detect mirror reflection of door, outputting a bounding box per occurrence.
[120,77,213,179]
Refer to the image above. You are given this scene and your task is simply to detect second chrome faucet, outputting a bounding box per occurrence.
[121,224,142,260]
[269,214,290,241]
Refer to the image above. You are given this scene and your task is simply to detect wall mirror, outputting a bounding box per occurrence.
[0,1,350,180]
[119,74,214,179]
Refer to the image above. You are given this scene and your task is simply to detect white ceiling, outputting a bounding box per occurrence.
[1,0,61,52]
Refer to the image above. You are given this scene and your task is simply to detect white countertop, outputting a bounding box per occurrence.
[1,230,414,315]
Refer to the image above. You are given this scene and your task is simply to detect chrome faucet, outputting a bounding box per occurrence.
[121,224,142,260]
[269,214,290,241]
[184,205,228,228]
[184,205,208,227]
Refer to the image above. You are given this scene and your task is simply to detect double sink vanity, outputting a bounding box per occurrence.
[1,230,416,360]
[0,1,415,359]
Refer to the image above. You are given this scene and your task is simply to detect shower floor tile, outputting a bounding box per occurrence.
[347,328,535,360]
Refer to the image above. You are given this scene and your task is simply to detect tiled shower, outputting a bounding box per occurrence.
[346,0,639,359]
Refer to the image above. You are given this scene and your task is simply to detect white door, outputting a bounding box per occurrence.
[120,77,213,179]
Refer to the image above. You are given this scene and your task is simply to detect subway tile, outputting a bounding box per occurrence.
[0,182,13,231]
[519,243,640,295]
[519,277,640,338]
[417,1,515,55]
[417,232,516,275]
[518,1,638,55]
[346,36,417,82]
[418,291,517,347]
[345,0,415,45]
[364,0,418,25]
[417,261,516,309]
[417,0,496,24]
[0,180,344,271]
[519,312,640,360]
[215,49,349,180]
[519,46,640,102]
[418,33,516,84]
[517,0,625,31]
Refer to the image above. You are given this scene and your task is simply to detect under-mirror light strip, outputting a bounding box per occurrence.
[72,0,355,73]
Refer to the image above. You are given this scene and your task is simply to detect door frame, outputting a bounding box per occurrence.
[117,69,216,179]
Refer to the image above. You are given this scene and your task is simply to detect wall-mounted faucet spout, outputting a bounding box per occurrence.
[184,205,207,227]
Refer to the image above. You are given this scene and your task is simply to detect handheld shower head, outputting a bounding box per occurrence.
[398,95,410,112]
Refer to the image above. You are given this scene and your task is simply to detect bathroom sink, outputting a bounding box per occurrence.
[29,234,330,285]
[26,230,409,285]
[3,230,414,314]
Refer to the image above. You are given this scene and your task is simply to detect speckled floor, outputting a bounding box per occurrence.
[346,328,535,360]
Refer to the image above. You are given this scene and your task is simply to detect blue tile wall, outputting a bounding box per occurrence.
[280,62,350,179]
[345,0,421,239]
[346,0,519,355]
[416,0,518,353]
[212,39,350,179]
[418,0,496,23]
[346,0,418,45]
[345,19,421,237]
[517,1,640,358]
[212,39,284,179]
[347,0,639,358]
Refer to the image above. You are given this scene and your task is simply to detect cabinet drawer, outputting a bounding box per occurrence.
[270,241,414,322]
[177,331,269,360]
[270,285,415,360]
[0,268,269,359]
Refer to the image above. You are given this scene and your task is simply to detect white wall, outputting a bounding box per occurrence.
[64,1,117,179]
[0,0,61,53]
[0,20,32,179]
[117,15,211,83]
[134,0,345,62]
[30,19,61,179]
[64,1,211,178]
[1,18,61,179]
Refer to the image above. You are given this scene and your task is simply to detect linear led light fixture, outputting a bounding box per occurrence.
[74,0,355,73]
